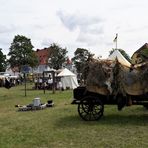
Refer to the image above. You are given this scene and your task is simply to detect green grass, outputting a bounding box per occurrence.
[0,84,148,148]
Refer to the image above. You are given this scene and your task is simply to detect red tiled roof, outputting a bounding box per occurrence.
[66,57,72,64]
[35,48,50,65]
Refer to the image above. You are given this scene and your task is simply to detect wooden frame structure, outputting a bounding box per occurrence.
[43,70,56,94]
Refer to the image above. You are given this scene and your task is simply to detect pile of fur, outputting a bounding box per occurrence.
[83,59,148,96]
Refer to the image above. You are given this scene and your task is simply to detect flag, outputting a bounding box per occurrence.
[113,33,118,42]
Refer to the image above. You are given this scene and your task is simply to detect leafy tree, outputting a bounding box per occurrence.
[28,52,39,68]
[8,35,38,72]
[72,48,94,73]
[141,48,148,58]
[109,48,131,62]
[0,48,6,71]
[48,43,68,70]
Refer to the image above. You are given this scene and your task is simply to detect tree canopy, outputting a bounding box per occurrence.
[109,48,131,62]
[48,43,68,70]
[8,35,38,72]
[0,48,6,72]
[72,48,94,73]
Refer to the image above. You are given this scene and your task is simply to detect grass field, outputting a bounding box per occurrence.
[0,84,148,148]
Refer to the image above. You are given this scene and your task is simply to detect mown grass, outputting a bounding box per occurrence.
[0,84,148,148]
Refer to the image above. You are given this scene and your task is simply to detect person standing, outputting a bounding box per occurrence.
[39,77,43,89]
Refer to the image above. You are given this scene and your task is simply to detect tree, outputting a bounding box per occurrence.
[109,48,131,62]
[8,35,38,72]
[72,48,94,73]
[0,48,6,71]
[48,43,68,70]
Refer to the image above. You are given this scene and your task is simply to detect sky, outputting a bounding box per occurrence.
[0,0,148,58]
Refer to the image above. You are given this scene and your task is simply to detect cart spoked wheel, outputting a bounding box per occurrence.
[78,96,104,121]
[143,104,148,109]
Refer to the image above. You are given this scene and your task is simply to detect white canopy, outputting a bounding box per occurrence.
[108,50,131,67]
[57,68,75,77]
[57,68,79,89]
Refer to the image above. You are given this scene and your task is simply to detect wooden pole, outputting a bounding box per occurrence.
[115,33,118,50]
[43,72,45,94]
[52,71,55,94]
[24,73,27,97]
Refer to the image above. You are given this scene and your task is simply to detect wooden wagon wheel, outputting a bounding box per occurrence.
[143,104,148,109]
[78,96,104,121]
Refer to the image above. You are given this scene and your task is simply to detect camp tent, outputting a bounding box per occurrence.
[57,68,79,89]
[108,50,131,67]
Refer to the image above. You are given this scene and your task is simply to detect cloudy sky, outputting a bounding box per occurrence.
[0,0,148,58]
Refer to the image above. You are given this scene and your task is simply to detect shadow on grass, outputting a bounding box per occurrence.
[19,88,44,91]
[101,113,148,125]
[54,112,148,129]
[53,114,96,128]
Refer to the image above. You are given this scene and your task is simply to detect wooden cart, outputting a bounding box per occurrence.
[71,86,148,121]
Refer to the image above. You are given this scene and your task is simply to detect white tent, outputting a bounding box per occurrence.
[108,50,131,67]
[57,68,79,89]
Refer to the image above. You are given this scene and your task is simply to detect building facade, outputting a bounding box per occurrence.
[33,48,50,73]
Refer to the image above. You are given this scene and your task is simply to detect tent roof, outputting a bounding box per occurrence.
[57,68,76,77]
[133,43,148,54]
[131,43,148,59]
[108,50,131,67]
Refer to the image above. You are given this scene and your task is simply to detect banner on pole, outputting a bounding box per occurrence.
[113,33,118,42]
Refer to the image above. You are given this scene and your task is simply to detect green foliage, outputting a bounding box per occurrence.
[141,48,148,58]
[72,48,94,73]
[109,49,131,62]
[8,35,38,71]
[28,51,39,68]
[0,48,6,72]
[48,43,68,70]
[0,85,148,147]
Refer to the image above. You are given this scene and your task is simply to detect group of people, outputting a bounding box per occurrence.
[0,77,23,89]
[34,77,53,90]
[34,76,63,90]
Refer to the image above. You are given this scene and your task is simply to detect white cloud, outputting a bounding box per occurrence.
[57,11,104,31]
[0,0,148,58]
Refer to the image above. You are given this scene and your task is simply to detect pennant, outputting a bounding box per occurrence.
[113,33,118,42]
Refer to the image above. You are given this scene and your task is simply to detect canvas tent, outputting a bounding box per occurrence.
[57,68,79,89]
[108,50,131,67]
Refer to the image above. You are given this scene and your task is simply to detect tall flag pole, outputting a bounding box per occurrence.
[113,33,118,50]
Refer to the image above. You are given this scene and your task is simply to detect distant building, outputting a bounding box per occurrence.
[33,48,51,73]
[131,43,148,64]
[33,48,77,75]
[35,48,50,65]
[63,57,77,74]
[5,67,20,77]
[63,57,72,69]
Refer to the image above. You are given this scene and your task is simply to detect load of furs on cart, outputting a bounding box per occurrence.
[72,51,148,121]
